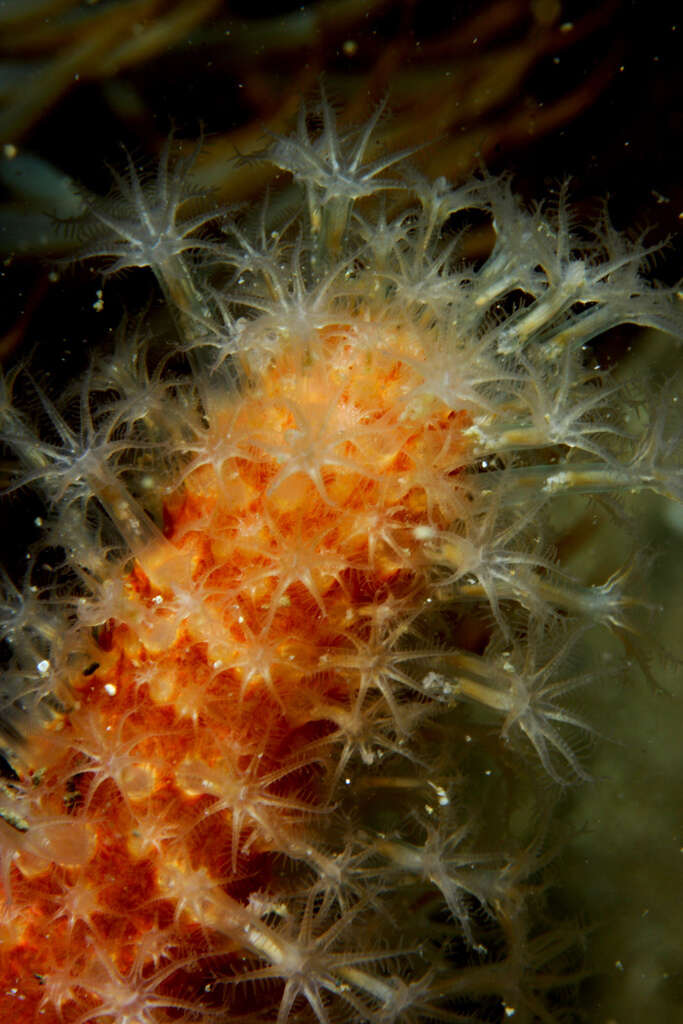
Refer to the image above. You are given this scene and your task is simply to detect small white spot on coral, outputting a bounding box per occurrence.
[413,525,436,540]
[542,471,571,493]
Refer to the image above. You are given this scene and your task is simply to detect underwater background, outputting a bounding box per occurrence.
[1,2,682,1022]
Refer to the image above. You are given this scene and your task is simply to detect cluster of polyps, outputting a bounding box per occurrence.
[0,98,680,1023]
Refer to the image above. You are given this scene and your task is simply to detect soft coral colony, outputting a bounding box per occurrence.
[0,98,681,1024]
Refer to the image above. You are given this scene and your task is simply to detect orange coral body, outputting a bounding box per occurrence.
[0,322,473,1023]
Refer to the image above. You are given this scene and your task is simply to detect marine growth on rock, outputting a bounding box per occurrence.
[0,97,681,1023]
